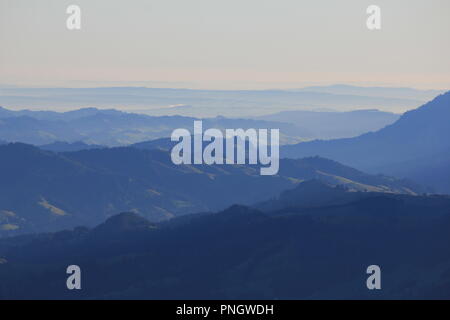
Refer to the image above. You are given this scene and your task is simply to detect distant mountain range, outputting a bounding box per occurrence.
[0,143,425,237]
[0,105,403,146]
[39,141,105,153]
[296,84,443,101]
[0,107,308,146]
[0,85,429,117]
[282,91,450,193]
[1,180,450,299]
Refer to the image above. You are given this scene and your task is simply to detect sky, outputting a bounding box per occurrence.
[1,0,449,90]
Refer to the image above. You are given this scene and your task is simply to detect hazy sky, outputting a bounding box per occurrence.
[1,0,449,89]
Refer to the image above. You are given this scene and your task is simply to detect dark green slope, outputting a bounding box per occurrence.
[0,143,426,237]
[1,184,450,299]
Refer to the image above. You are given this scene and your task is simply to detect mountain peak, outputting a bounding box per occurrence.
[93,212,154,234]
[256,179,353,212]
[398,90,450,121]
[281,91,450,193]
[280,179,348,202]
